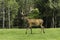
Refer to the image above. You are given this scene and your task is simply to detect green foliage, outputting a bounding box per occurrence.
[4,0,19,26]
[28,8,40,19]
[7,0,19,18]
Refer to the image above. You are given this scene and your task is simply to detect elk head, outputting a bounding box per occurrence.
[21,11,28,20]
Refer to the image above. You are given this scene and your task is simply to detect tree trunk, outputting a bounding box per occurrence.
[10,20,13,28]
[52,17,54,28]
[3,9,5,28]
[2,0,5,28]
[54,16,56,28]
[52,11,55,28]
[8,7,10,28]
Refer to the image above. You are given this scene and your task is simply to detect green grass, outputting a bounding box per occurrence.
[0,28,60,40]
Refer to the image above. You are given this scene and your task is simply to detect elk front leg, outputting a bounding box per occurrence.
[25,24,29,34]
[29,24,32,34]
[30,27,32,34]
[26,27,29,34]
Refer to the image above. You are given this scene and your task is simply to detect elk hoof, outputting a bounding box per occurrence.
[25,32,27,34]
[43,32,45,33]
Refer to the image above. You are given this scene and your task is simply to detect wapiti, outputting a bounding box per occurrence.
[21,12,45,34]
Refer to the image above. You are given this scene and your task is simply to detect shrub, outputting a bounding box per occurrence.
[28,8,40,19]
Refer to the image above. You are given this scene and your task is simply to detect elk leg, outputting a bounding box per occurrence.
[30,27,32,34]
[42,26,45,33]
[25,24,29,34]
[41,24,45,33]
[25,27,29,34]
[29,24,32,34]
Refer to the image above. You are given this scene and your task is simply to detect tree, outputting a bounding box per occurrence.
[2,0,5,28]
[7,0,19,28]
[1,0,19,28]
[49,0,60,28]
[0,0,4,28]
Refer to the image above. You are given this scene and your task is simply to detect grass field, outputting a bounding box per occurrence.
[0,28,60,40]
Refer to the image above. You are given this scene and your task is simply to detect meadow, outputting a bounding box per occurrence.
[0,28,60,40]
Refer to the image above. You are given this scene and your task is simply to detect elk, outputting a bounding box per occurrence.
[21,11,45,34]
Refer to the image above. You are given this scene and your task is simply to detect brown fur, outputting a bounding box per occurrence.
[25,18,45,34]
[27,19,43,26]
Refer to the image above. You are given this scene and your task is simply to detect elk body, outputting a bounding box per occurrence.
[25,18,45,34]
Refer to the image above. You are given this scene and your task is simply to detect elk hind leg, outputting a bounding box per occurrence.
[40,24,45,33]
[30,27,32,34]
